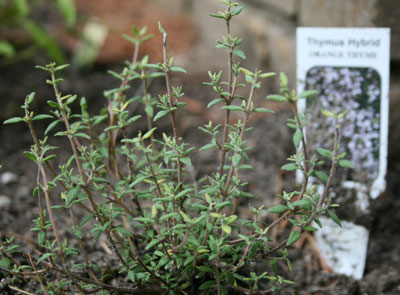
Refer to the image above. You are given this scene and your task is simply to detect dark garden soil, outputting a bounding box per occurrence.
[1,60,400,295]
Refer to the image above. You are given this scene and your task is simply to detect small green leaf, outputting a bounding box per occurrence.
[180,211,190,222]
[209,13,225,19]
[75,133,90,140]
[267,204,288,214]
[304,226,318,232]
[245,75,255,84]
[254,107,274,114]
[23,151,37,162]
[215,201,231,210]
[297,90,318,99]
[321,109,334,117]
[37,252,56,264]
[66,185,80,206]
[315,171,329,183]
[259,72,276,79]
[158,22,166,35]
[27,92,36,104]
[149,72,164,79]
[222,225,232,235]
[239,67,253,76]
[142,127,157,140]
[38,231,46,246]
[199,143,217,151]
[283,279,296,285]
[225,215,237,225]
[55,64,70,72]
[293,128,302,148]
[43,155,56,163]
[154,110,169,121]
[144,63,162,70]
[123,34,137,45]
[3,117,25,124]
[145,105,153,118]
[292,199,311,207]
[314,218,322,228]
[175,188,194,200]
[267,95,287,102]
[280,72,288,87]
[232,153,241,168]
[199,280,216,290]
[328,210,342,227]
[104,126,119,132]
[337,110,349,119]
[114,227,133,238]
[45,120,61,135]
[66,95,77,105]
[207,98,225,109]
[145,239,160,250]
[281,163,298,171]
[170,66,187,73]
[128,270,136,283]
[32,114,53,121]
[210,213,222,218]
[338,160,355,169]
[231,6,244,16]
[232,49,246,59]
[127,115,141,125]
[0,257,11,270]
[181,157,192,167]
[35,65,50,72]
[286,230,301,246]
[47,100,59,108]
[222,105,243,111]
[316,148,332,158]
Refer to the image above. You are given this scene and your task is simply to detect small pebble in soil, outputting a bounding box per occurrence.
[0,172,17,185]
[0,195,11,210]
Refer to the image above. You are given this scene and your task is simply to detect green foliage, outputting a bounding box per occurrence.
[0,0,77,63]
[1,1,349,294]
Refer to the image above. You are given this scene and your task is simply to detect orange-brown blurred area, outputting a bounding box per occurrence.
[66,0,195,63]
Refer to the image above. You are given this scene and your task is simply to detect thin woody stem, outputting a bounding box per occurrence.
[25,103,92,214]
[28,254,48,295]
[162,32,183,187]
[39,164,87,294]
[305,127,339,226]
[143,78,156,155]
[223,83,256,199]
[291,102,310,202]
[49,69,133,272]
[219,12,234,176]
[107,41,140,179]
[266,128,340,257]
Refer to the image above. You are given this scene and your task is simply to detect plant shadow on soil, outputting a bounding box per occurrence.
[0,60,400,294]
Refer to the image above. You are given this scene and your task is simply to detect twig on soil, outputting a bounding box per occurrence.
[8,286,35,295]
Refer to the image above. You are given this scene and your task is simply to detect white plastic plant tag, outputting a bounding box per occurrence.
[296,27,390,199]
[314,217,369,280]
[296,28,390,279]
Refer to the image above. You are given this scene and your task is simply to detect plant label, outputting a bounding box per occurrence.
[296,27,390,279]
[296,27,390,199]
[314,217,369,280]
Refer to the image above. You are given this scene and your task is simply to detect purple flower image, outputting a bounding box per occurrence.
[305,67,381,183]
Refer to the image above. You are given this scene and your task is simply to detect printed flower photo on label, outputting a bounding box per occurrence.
[305,66,381,184]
